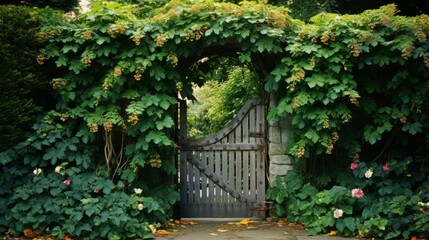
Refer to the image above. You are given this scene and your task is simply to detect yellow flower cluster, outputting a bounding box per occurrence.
[52,78,68,90]
[269,10,288,29]
[128,112,139,125]
[150,154,162,168]
[401,45,413,59]
[322,119,329,129]
[416,31,426,42]
[82,30,92,40]
[349,93,360,106]
[185,26,208,41]
[170,53,179,67]
[295,146,305,158]
[320,31,335,45]
[113,67,122,77]
[36,54,45,65]
[150,159,162,168]
[60,113,68,122]
[37,31,47,41]
[326,131,340,155]
[134,72,142,81]
[132,35,141,46]
[107,23,126,36]
[424,56,429,68]
[351,44,361,57]
[156,34,166,47]
[102,79,110,91]
[82,55,92,67]
[89,123,98,133]
[104,121,113,132]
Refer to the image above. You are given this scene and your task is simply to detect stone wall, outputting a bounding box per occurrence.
[267,93,294,184]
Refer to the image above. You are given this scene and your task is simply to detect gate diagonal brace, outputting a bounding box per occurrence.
[187,155,255,203]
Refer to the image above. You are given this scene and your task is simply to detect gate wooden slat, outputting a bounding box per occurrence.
[194,151,200,205]
[256,105,265,205]
[242,106,249,198]
[221,137,228,204]
[208,150,214,204]
[228,131,235,203]
[180,99,266,218]
[249,107,256,201]
[215,149,221,204]
[201,151,207,204]
[187,160,193,203]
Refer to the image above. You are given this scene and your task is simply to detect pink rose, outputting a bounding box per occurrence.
[63,179,71,186]
[382,164,390,172]
[351,188,364,198]
[333,209,343,218]
[350,163,358,170]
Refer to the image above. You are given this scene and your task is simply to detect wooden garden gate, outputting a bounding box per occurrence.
[179,99,267,218]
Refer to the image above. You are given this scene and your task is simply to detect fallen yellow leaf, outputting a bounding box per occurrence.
[217,229,228,232]
[283,231,290,235]
[239,218,255,225]
[175,220,198,225]
[172,229,179,232]
[155,230,170,237]
[209,233,218,236]
[327,230,337,236]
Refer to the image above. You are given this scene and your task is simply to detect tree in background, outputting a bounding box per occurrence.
[224,0,427,21]
[188,63,261,138]
[0,0,79,12]
[0,6,58,151]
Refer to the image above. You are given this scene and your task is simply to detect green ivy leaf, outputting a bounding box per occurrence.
[343,217,356,232]
[402,122,423,135]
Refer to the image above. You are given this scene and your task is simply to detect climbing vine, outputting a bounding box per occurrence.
[1,0,428,239]
[267,5,429,164]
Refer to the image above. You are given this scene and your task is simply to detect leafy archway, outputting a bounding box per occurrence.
[1,0,429,239]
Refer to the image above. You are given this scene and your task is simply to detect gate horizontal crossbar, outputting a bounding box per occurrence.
[181,144,262,151]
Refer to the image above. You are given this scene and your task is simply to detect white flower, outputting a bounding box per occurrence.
[364,169,373,178]
[55,166,62,174]
[33,168,42,175]
[137,203,144,211]
[134,188,143,195]
[333,209,344,218]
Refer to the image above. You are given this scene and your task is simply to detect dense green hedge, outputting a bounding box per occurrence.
[0,1,428,239]
[0,6,56,152]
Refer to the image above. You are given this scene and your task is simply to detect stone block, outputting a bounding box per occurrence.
[268,143,285,155]
[268,126,281,143]
[270,155,293,165]
[269,163,292,176]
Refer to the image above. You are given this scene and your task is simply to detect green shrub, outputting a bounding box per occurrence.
[0,113,179,238]
[267,160,429,238]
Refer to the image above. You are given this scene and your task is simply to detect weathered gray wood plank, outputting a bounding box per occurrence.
[249,107,256,201]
